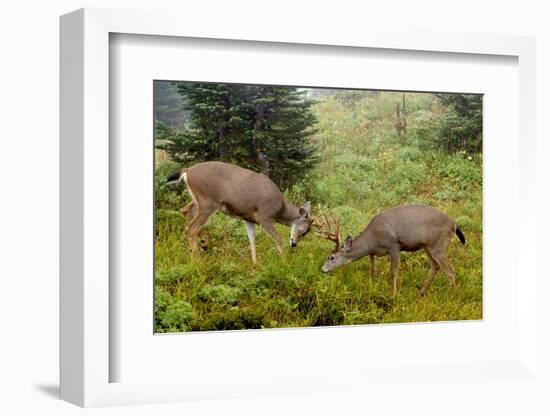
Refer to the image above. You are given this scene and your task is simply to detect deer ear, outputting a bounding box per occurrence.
[299,201,311,217]
[343,235,353,252]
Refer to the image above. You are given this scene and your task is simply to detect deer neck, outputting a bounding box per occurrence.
[276,198,301,226]
[346,232,373,259]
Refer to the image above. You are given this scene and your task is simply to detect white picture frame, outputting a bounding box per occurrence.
[60,7,538,408]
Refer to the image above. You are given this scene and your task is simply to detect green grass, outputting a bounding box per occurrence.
[154,91,483,333]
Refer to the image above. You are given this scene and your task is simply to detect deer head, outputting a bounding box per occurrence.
[289,202,313,247]
[314,214,355,272]
[321,235,354,272]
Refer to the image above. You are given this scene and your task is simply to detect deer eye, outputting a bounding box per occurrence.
[329,255,335,261]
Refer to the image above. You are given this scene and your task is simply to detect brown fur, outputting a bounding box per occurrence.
[173,161,312,261]
[322,205,465,296]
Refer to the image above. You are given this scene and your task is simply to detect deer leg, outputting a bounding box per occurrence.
[370,254,375,279]
[419,250,440,296]
[180,203,208,250]
[389,250,400,297]
[258,219,283,255]
[438,256,456,290]
[179,202,196,223]
[430,233,456,291]
[198,233,209,251]
[187,206,216,255]
[243,220,257,263]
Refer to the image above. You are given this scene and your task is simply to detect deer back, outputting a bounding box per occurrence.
[185,161,288,221]
[360,205,456,252]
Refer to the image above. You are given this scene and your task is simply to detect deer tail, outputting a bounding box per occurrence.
[166,168,188,185]
[455,225,466,245]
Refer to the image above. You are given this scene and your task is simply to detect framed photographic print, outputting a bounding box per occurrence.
[60,7,539,408]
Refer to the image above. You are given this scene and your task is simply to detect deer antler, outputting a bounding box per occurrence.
[313,214,341,252]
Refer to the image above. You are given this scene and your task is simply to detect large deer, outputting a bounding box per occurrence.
[317,205,465,296]
[167,161,314,262]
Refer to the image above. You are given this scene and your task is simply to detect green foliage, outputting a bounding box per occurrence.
[435,152,482,189]
[396,146,423,161]
[196,284,241,306]
[155,289,195,331]
[435,94,482,154]
[155,82,318,190]
[155,90,483,333]
[154,162,189,210]
[193,309,267,331]
[333,90,376,107]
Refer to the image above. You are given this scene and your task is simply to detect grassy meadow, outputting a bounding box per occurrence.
[154,91,483,333]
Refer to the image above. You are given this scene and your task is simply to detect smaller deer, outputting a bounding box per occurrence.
[317,205,465,296]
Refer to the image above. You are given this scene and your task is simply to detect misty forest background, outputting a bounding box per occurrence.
[154,81,482,332]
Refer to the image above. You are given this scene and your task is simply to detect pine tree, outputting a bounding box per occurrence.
[156,82,318,190]
[251,85,318,188]
[435,93,482,154]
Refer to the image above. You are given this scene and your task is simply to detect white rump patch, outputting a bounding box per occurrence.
[182,172,198,207]
[166,171,183,185]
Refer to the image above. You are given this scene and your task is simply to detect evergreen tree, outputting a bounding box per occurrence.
[156,83,318,190]
[435,93,482,154]
[252,85,318,188]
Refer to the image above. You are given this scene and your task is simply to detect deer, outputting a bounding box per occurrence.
[167,161,314,263]
[316,205,466,296]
